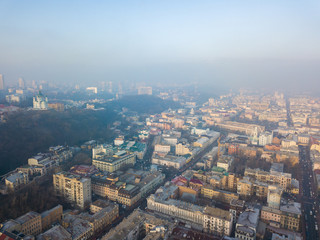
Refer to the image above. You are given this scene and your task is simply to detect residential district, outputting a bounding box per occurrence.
[0,80,320,240]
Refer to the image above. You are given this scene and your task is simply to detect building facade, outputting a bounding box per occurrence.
[53,172,91,209]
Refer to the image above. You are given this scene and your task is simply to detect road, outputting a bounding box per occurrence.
[285,97,293,127]
[298,145,319,240]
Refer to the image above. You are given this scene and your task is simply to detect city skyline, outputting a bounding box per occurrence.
[1,0,320,93]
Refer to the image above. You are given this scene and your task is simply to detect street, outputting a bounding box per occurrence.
[299,145,319,240]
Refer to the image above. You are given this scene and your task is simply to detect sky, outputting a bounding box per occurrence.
[0,0,320,92]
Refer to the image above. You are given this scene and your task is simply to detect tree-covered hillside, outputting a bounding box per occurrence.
[0,109,118,175]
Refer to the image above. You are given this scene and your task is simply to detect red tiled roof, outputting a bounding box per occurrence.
[190,178,203,185]
[0,233,15,240]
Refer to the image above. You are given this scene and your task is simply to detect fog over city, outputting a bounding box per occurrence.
[1,0,320,92]
[1,2,320,240]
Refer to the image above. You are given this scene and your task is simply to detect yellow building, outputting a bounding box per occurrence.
[203,206,233,237]
[201,184,239,203]
[237,178,253,198]
[5,172,29,191]
[41,205,63,231]
[261,202,301,232]
[16,212,42,236]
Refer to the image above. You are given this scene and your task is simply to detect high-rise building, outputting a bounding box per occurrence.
[0,74,4,90]
[86,87,98,94]
[18,77,25,89]
[53,171,92,209]
[108,81,113,93]
[138,86,152,95]
[32,80,37,89]
[118,83,123,95]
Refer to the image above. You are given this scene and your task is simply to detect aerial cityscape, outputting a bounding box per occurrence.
[1,1,320,240]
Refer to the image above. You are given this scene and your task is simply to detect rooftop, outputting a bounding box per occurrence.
[280,202,301,215]
[204,206,232,221]
[16,212,40,225]
[38,225,71,240]
[64,214,93,239]
[41,205,62,218]
[102,209,173,240]
[237,208,259,228]
[230,199,245,208]
[6,172,26,183]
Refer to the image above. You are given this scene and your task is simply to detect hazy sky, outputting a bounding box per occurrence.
[1,0,320,91]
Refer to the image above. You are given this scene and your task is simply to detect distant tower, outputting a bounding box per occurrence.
[32,80,37,89]
[0,74,4,90]
[118,83,123,95]
[251,127,259,145]
[18,77,25,89]
[107,81,113,93]
[208,98,215,106]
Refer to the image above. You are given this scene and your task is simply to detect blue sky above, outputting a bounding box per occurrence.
[0,0,320,91]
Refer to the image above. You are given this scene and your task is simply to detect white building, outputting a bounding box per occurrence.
[0,74,4,90]
[259,131,273,146]
[33,91,48,110]
[92,144,113,160]
[154,144,171,153]
[217,155,234,172]
[152,153,187,169]
[6,94,26,103]
[86,87,98,94]
[147,195,204,226]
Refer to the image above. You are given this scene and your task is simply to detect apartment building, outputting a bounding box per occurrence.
[201,184,239,203]
[5,172,29,191]
[41,205,63,231]
[235,208,260,240]
[91,170,164,207]
[217,155,234,172]
[215,121,265,135]
[229,199,245,223]
[148,184,234,237]
[261,201,301,232]
[80,200,119,234]
[154,144,171,153]
[92,151,136,172]
[152,153,187,169]
[53,172,91,209]
[147,195,204,225]
[203,206,233,237]
[237,177,253,198]
[244,168,292,189]
[16,212,42,236]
